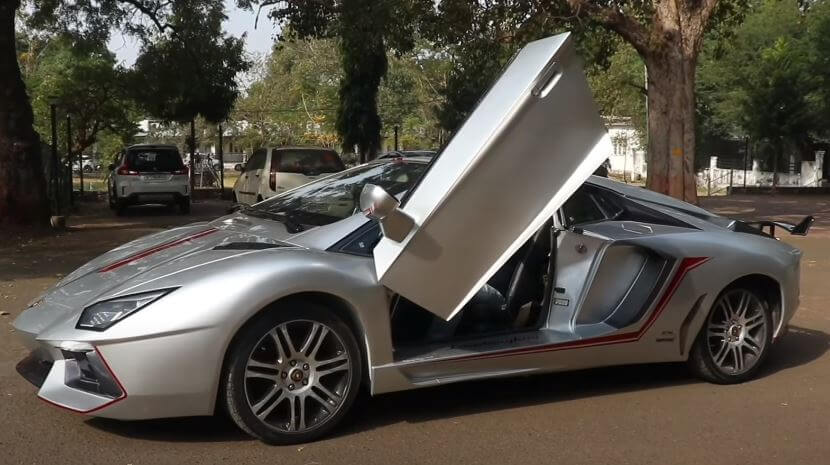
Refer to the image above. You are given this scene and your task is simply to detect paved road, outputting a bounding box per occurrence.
[1,196,829,465]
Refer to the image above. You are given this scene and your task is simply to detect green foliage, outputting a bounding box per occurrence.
[587,42,645,139]
[233,37,446,154]
[129,0,250,124]
[248,0,433,159]
[233,38,343,149]
[422,0,621,132]
[697,0,817,163]
[21,34,138,158]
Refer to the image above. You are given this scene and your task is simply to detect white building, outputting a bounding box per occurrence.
[605,116,647,181]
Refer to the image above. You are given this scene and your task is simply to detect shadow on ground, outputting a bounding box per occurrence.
[85,325,830,444]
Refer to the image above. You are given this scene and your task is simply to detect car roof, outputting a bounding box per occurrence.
[378,150,437,159]
[127,144,179,150]
[270,146,338,152]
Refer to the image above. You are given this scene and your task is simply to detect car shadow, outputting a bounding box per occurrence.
[85,325,829,444]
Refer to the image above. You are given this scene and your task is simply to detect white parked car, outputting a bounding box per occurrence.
[72,155,101,173]
[232,147,345,204]
[107,144,191,215]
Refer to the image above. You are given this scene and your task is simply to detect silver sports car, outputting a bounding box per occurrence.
[13,33,811,444]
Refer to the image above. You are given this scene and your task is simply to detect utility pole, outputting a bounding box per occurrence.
[66,114,73,207]
[744,136,750,188]
[189,119,196,192]
[49,100,59,215]
[218,123,225,198]
[394,125,400,151]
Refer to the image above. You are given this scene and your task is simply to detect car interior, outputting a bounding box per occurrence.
[334,182,695,356]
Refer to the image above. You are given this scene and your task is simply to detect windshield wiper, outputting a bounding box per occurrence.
[242,208,305,233]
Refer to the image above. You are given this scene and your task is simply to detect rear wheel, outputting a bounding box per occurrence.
[222,303,362,444]
[689,287,773,384]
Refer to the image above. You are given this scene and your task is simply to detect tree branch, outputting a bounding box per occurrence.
[565,0,652,56]
[117,0,178,35]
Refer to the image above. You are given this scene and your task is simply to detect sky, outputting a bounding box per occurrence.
[107,2,276,66]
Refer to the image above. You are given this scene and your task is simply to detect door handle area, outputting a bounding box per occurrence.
[532,62,562,99]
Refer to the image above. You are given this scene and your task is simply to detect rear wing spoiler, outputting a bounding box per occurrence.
[746,216,814,237]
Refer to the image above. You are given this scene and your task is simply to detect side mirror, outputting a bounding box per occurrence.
[108,163,116,171]
[359,184,415,242]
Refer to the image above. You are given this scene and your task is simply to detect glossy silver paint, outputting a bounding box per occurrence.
[373,34,612,320]
[12,32,802,423]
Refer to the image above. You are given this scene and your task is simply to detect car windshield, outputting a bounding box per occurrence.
[127,148,184,172]
[246,160,428,228]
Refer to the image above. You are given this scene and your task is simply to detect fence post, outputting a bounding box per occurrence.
[66,114,73,207]
[729,169,733,194]
[218,123,225,198]
[708,169,711,196]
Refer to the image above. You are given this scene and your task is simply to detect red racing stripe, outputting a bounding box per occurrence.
[98,228,218,273]
[438,256,710,363]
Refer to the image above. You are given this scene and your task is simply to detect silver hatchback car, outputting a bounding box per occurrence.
[14,33,807,444]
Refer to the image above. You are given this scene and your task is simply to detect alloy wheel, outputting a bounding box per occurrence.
[706,289,769,375]
[244,319,352,433]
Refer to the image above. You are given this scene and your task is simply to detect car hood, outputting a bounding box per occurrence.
[14,214,302,336]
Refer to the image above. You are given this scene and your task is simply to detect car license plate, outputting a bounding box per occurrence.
[144,174,168,181]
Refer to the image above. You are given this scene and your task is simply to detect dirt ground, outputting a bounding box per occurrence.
[1,195,830,465]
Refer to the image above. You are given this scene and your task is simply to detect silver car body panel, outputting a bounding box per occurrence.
[13,34,802,421]
[373,33,612,320]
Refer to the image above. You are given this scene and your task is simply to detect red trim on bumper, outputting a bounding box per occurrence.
[37,346,127,415]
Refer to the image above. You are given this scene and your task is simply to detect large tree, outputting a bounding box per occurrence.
[427,0,747,202]
[1,0,46,225]
[0,0,247,225]
[560,0,750,202]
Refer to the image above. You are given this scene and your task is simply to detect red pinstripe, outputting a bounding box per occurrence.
[98,228,218,273]
[440,256,710,363]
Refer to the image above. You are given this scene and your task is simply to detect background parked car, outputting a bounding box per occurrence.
[72,155,102,173]
[233,147,345,204]
[107,144,191,215]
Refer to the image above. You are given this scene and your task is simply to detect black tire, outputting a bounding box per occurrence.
[107,190,116,210]
[179,197,191,214]
[688,286,773,384]
[222,302,362,444]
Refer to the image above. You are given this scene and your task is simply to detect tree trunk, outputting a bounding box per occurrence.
[0,0,49,225]
[644,54,699,203]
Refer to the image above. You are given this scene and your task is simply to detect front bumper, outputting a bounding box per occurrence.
[15,341,125,414]
[13,321,226,420]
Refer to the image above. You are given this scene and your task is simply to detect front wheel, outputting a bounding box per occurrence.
[222,303,362,444]
[689,287,773,384]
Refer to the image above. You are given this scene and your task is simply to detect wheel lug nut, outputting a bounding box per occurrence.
[302,379,308,386]
[290,360,297,367]
[303,363,309,370]
[288,384,295,390]
[281,371,287,379]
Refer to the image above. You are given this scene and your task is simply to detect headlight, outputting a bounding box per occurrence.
[76,289,175,331]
